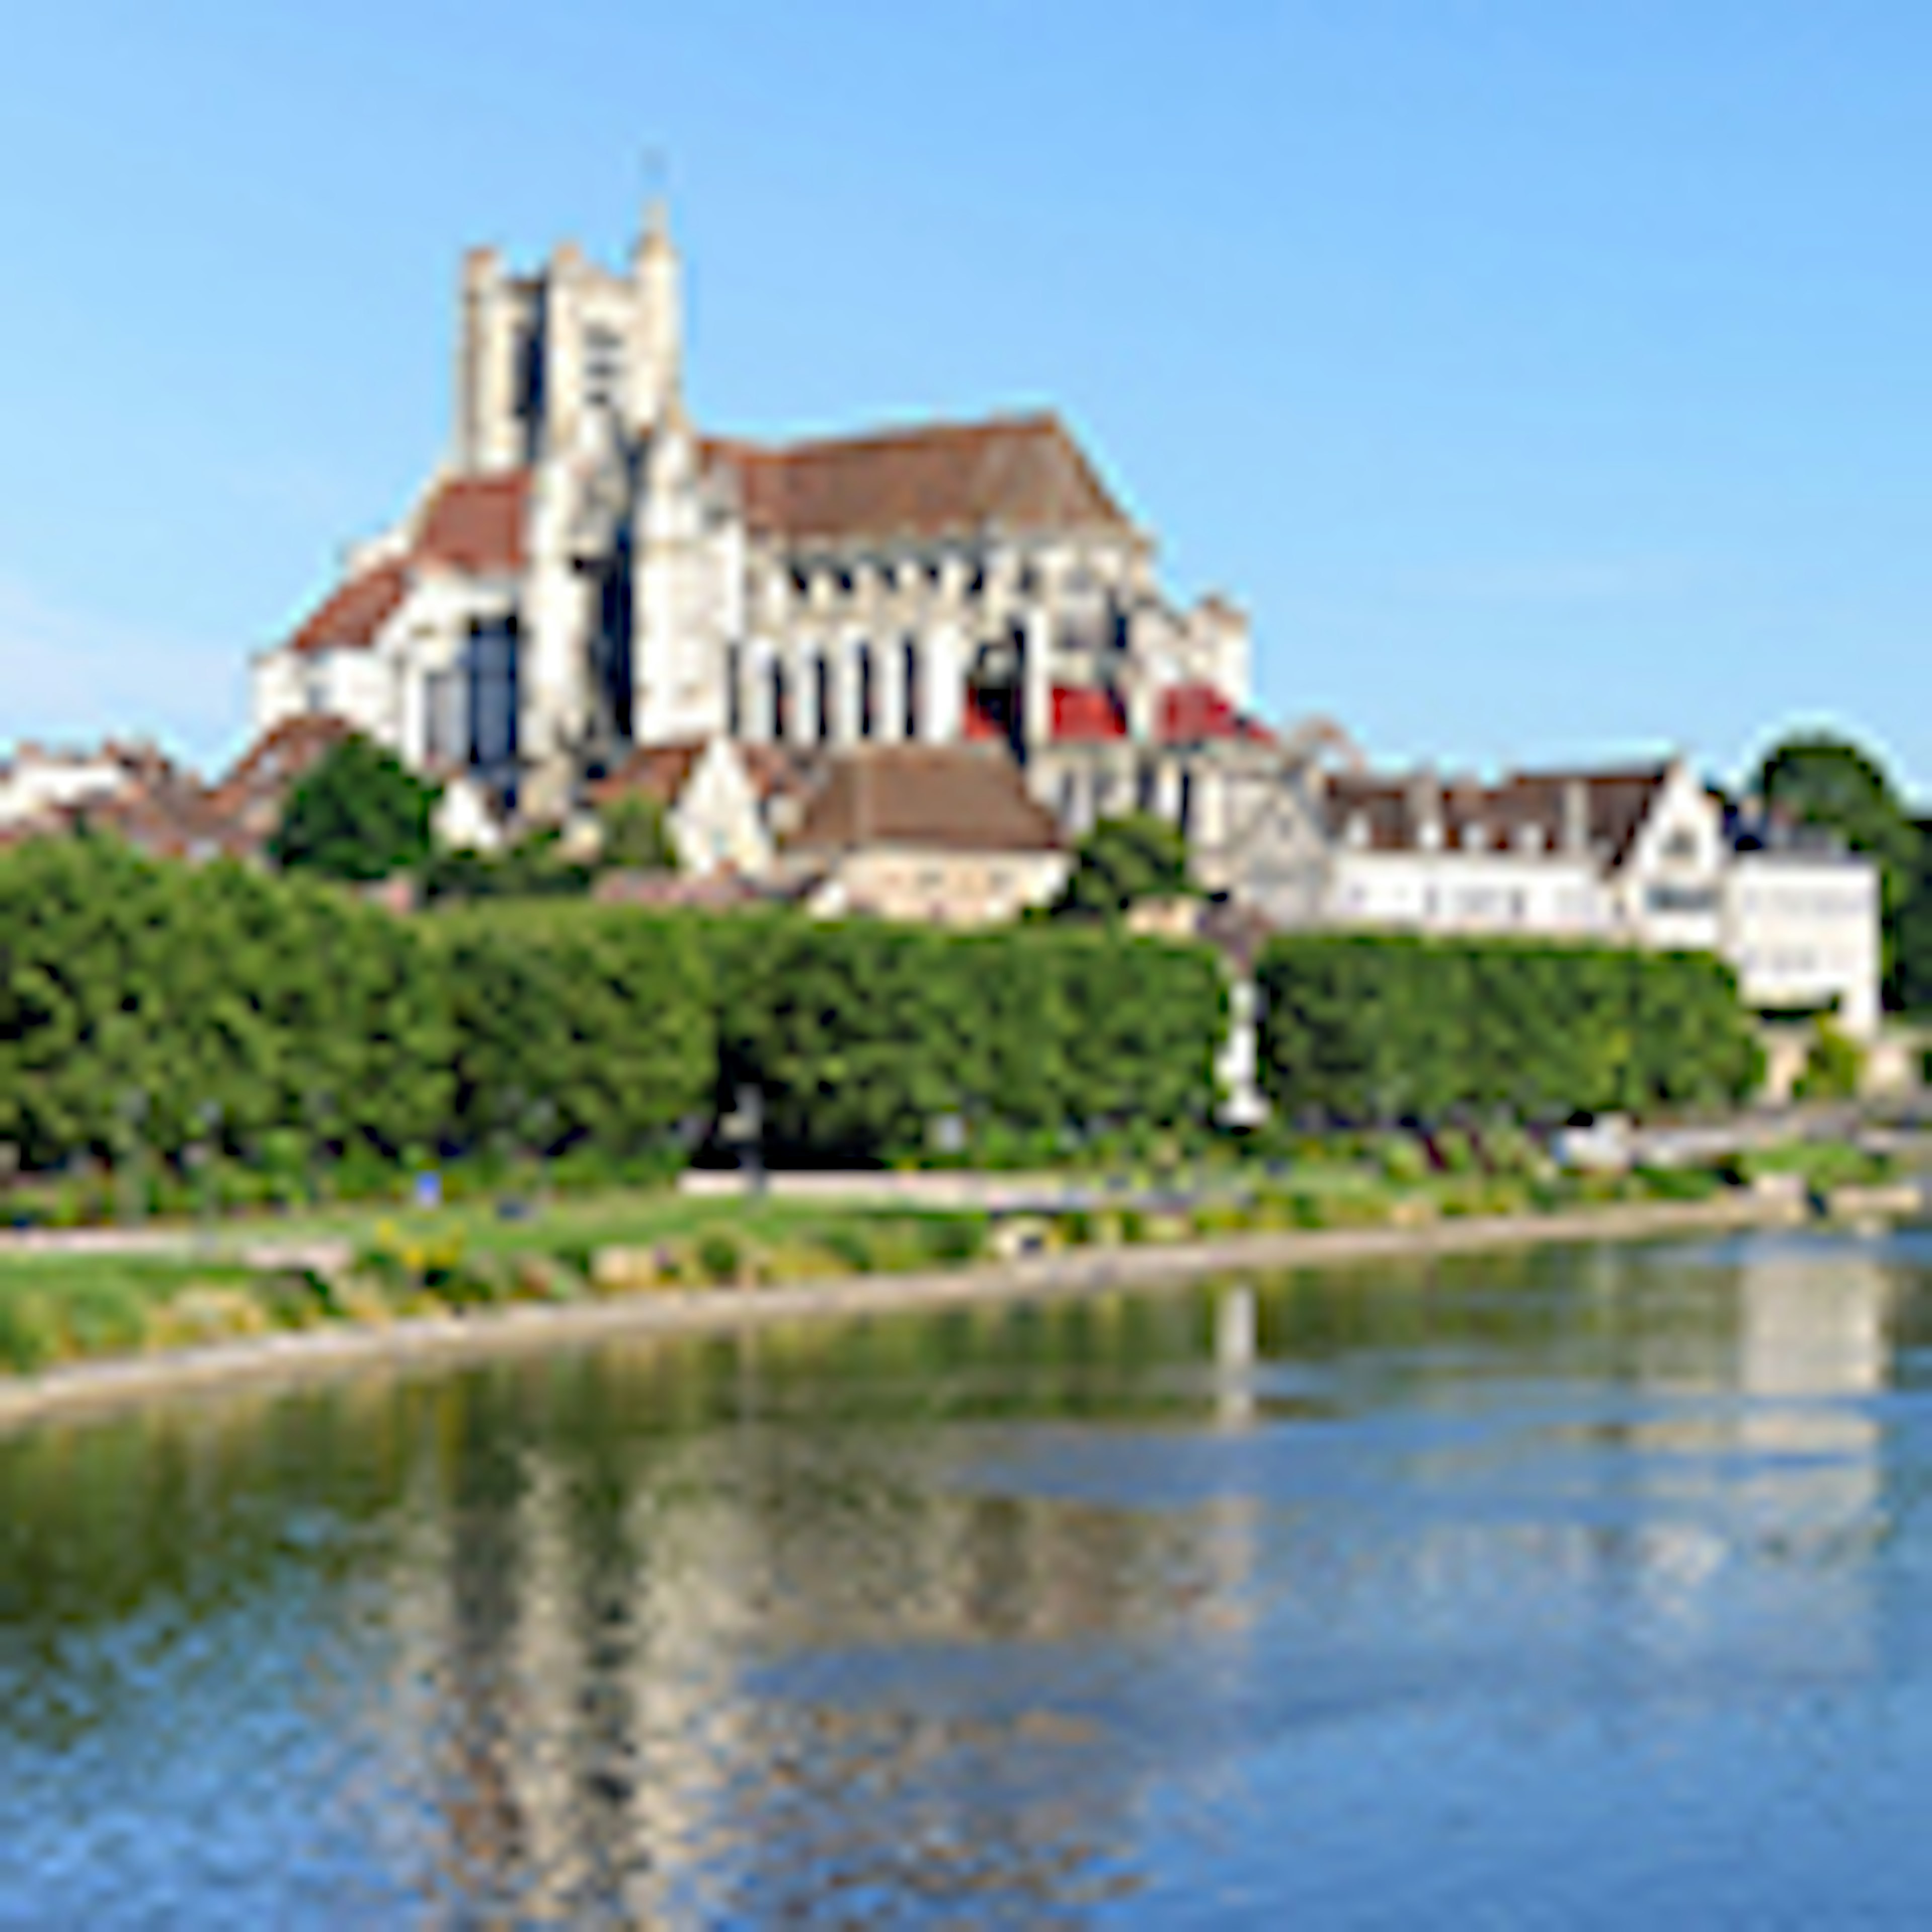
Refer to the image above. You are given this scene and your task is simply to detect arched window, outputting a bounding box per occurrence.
[814,655,831,743]
[902,637,921,740]
[856,641,874,740]
[726,643,742,738]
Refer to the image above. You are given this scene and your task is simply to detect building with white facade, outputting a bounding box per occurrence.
[252,205,1271,831]
[1214,756,1882,1033]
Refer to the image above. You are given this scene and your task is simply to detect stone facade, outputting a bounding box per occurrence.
[254,205,1269,846]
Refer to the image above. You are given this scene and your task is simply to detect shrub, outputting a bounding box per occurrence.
[1794,1017,1865,1103]
[1257,934,1760,1123]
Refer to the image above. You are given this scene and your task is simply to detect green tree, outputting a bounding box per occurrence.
[420,829,591,905]
[598,792,680,871]
[268,735,439,883]
[1897,818,1932,1015]
[1052,813,1194,919]
[1754,732,1921,1002]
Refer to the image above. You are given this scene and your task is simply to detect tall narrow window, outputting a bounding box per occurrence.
[771,660,789,743]
[1178,765,1194,839]
[903,638,921,740]
[814,655,831,744]
[856,641,874,740]
[726,643,742,738]
[466,617,519,775]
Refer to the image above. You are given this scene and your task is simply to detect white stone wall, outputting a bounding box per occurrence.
[1725,854,1881,1036]
[668,740,771,877]
[1327,848,1609,936]
[1615,763,1727,954]
[813,847,1070,926]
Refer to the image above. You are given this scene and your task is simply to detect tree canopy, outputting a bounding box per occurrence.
[269,735,440,882]
[1052,812,1195,919]
[1753,732,1922,1004]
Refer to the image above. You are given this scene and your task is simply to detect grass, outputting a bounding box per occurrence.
[1,1135,1911,1382]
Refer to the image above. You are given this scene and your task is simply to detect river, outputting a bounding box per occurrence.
[6,1229,1932,1926]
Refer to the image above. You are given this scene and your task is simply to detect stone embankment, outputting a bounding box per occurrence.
[0,1191,1816,1437]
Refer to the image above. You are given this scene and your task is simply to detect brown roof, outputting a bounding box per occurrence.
[1324,765,1672,866]
[209,714,356,835]
[787,744,1063,855]
[65,770,261,864]
[416,470,530,573]
[290,557,411,656]
[587,741,707,809]
[287,471,530,655]
[703,413,1131,545]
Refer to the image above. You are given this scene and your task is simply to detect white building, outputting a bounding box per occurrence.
[1215,757,1882,1034]
[252,204,1269,833]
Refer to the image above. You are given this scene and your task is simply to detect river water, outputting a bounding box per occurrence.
[6,1231,1932,1926]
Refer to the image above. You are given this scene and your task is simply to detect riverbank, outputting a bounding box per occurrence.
[0,1190,1825,1437]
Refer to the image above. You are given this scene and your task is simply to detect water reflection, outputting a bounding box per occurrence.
[5,1236,1932,1924]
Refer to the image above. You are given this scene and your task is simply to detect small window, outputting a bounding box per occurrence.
[903,638,921,740]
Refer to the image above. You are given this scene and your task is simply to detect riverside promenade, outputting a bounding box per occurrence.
[0,1190,1815,1437]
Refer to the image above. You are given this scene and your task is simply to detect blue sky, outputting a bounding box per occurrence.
[1,1,1926,797]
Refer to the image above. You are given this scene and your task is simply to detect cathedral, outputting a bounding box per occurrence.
[252,204,1277,852]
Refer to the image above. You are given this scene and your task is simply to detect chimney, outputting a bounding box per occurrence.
[1562,777,1591,856]
[1406,771,1443,851]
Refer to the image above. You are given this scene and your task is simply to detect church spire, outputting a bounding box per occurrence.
[629,193,683,434]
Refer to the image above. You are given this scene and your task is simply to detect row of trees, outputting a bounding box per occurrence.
[0,838,1226,1174]
[1256,935,1762,1122]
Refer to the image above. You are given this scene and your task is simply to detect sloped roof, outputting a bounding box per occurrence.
[1323,764,1672,865]
[416,470,530,573]
[587,740,707,809]
[1052,686,1127,741]
[703,413,1131,545]
[1159,684,1273,744]
[287,471,530,655]
[788,745,1063,854]
[290,558,411,656]
[209,714,355,833]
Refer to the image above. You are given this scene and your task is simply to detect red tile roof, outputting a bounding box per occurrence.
[290,558,411,657]
[1052,685,1126,741]
[586,740,707,809]
[704,413,1130,545]
[1159,684,1271,744]
[416,471,530,574]
[287,472,531,655]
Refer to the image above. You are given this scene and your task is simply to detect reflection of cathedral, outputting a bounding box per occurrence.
[357,1307,1259,1922]
[253,204,1271,840]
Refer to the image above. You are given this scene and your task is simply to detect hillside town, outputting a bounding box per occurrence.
[0,205,1899,1063]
